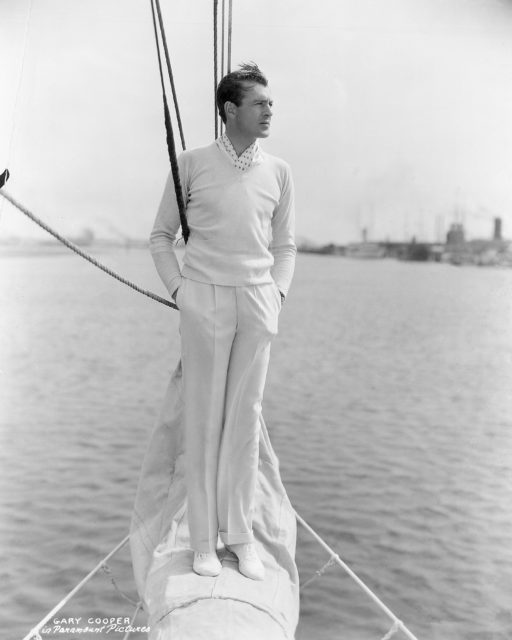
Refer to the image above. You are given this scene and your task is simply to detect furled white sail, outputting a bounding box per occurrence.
[130,360,300,639]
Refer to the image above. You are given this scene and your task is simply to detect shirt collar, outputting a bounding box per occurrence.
[217,133,261,171]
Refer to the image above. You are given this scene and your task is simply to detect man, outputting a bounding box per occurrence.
[149,63,296,580]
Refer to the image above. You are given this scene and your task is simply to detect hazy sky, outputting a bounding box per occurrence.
[1,0,512,244]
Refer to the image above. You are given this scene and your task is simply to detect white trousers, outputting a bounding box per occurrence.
[177,276,282,552]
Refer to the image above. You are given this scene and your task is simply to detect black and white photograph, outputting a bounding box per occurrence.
[1,1,512,639]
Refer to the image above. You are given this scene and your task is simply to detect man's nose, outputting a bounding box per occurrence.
[264,103,272,117]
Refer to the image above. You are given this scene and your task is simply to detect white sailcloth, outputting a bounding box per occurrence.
[130,359,300,640]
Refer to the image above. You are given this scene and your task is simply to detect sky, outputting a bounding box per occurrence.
[1,0,512,245]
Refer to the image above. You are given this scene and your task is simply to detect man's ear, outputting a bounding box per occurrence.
[224,101,237,120]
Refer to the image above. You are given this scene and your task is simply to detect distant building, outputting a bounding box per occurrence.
[494,217,502,241]
[442,217,512,267]
[446,223,465,245]
[346,243,386,259]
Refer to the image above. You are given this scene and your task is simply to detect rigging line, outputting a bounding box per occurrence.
[0,0,33,220]
[214,0,219,139]
[221,0,226,77]
[153,0,186,150]
[122,602,143,640]
[100,563,140,607]
[0,189,177,311]
[227,0,233,73]
[380,621,401,640]
[21,534,131,640]
[299,555,337,591]
[149,0,189,244]
[295,511,419,640]
[220,0,225,136]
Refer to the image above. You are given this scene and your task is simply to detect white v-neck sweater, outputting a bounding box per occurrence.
[149,141,297,298]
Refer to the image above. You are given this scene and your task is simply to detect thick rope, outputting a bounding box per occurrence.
[0,190,177,311]
[295,511,419,640]
[153,0,186,151]
[149,0,190,244]
[21,535,131,640]
[213,0,219,138]
[0,170,9,189]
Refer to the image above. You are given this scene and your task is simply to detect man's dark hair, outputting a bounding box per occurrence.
[216,62,268,124]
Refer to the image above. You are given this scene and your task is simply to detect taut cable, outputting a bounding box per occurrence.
[295,511,419,640]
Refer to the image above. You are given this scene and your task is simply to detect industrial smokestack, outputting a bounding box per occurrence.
[494,217,502,241]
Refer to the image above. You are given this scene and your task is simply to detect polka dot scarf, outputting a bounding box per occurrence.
[218,133,260,172]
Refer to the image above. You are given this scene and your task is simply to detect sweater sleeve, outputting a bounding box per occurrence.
[270,163,297,297]
[149,154,189,297]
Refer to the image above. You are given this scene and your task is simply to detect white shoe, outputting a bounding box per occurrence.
[226,543,265,581]
[193,551,222,577]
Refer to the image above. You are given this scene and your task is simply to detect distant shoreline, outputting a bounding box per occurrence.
[2,238,512,268]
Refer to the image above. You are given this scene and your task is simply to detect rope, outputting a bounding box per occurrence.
[380,620,402,640]
[299,555,337,591]
[153,0,186,151]
[0,190,177,311]
[122,601,143,640]
[0,170,9,189]
[220,0,225,136]
[227,0,233,73]
[295,511,419,640]
[213,0,219,138]
[21,535,131,640]
[149,0,190,244]
[100,563,140,606]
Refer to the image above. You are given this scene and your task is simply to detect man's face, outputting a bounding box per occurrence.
[231,82,273,139]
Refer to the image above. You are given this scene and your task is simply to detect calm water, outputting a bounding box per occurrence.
[1,249,511,640]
